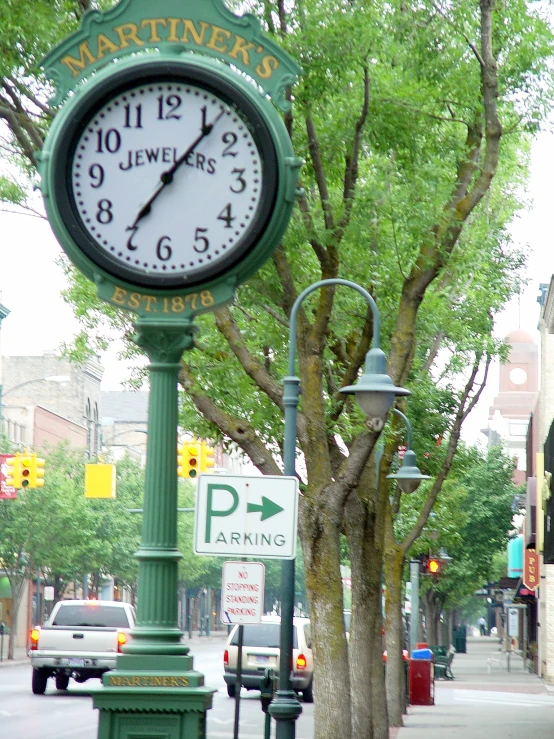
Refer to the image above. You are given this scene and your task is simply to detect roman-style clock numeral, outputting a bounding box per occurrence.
[157,94,182,120]
[156,236,172,261]
[194,228,209,253]
[230,169,247,193]
[96,199,113,224]
[123,103,143,129]
[222,132,238,157]
[88,164,104,188]
[217,204,236,229]
[96,128,121,154]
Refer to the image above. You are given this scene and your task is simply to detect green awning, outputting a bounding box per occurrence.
[0,577,12,598]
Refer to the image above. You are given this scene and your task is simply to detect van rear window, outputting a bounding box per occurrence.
[231,623,297,648]
[52,605,130,628]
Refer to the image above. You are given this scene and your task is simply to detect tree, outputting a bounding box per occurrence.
[416,444,518,641]
[1,2,553,737]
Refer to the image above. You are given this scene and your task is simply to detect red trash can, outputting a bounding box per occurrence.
[408,658,434,705]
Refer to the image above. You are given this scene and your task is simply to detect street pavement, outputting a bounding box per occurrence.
[394,635,554,738]
[6,631,554,738]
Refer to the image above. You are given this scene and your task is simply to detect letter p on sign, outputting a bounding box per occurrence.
[205,484,239,542]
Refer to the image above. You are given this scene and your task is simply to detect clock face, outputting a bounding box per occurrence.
[509,367,528,386]
[55,64,278,289]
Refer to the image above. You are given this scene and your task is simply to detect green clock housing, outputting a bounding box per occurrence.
[39,53,301,308]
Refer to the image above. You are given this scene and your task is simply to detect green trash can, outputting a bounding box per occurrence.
[453,626,467,653]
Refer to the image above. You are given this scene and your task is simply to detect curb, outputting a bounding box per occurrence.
[0,658,30,668]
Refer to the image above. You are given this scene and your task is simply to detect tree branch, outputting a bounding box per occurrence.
[336,64,370,239]
[401,351,492,554]
[178,363,282,476]
[213,306,285,410]
[306,116,335,232]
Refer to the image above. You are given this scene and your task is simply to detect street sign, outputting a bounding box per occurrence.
[508,607,519,637]
[194,474,298,559]
[0,455,17,500]
[221,561,265,625]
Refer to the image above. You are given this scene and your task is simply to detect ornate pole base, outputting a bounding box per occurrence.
[94,656,215,739]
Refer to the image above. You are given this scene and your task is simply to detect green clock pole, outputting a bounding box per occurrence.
[93,316,215,739]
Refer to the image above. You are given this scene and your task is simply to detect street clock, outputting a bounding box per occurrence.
[40,54,300,296]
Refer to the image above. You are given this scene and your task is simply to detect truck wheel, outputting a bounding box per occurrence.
[55,674,70,690]
[227,683,236,698]
[32,669,48,695]
[302,681,314,703]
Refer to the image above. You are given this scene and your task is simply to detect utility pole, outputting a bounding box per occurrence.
[409,560,420,653]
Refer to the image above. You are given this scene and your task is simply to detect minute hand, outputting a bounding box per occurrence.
[131,109,225,228]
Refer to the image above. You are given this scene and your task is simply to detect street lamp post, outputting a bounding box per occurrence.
[269,279,410,739]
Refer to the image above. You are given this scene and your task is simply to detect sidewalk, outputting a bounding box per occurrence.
[0,629,228,668]
[394,636,554,738]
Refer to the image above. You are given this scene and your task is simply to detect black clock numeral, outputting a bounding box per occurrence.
[96,199,113,224]
[96,128,121,154]
[222,131,238,157]
[125,225,139,251]
[217,203,236,229]
[156,235,172,261]
[157,94,182,120]
[194,227,209,253]
[123,103,143,129]
[88,163,104,189]
[230,168,247,194]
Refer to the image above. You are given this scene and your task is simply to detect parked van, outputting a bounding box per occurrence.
[223,616,314,702]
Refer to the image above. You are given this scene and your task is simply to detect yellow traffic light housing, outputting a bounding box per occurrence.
[20,454,33,488]
[5,454,21,488]
[200,441,215,473]
[178,441,199,479]
[30,455,46,488]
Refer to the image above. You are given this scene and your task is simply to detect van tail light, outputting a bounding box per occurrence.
[296,653,307,670]
[224,649,229,667]
[117,632,127,653]
[30,628,40,651]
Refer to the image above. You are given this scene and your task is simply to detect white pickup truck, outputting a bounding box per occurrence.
[30,599,136,694]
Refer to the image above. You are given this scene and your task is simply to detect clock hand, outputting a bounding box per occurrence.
[130,109,225,228]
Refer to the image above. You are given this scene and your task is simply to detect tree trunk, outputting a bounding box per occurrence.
[384,544,406,726]
[423,590,441,646]
[345,475,389,739]
[302,512,352,739]
[6,573,26,660]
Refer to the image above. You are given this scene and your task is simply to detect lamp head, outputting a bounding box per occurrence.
[340,347,410,426]
[386,449,431,494]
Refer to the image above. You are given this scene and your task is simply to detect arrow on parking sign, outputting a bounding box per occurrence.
[247,496,284,521]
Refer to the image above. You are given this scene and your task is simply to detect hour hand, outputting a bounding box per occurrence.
[130,109,225,228]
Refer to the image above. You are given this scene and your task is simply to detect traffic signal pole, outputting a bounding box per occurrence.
[409,560,420,653]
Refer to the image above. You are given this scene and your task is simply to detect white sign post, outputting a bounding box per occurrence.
[221,561,265,625]
[194,474,299,559]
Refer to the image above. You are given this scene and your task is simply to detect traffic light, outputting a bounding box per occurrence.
[30,455,45,488]
[178,441,199,479]
[200,441,215,473]
[427,558,442,578]
[5,454,21,488]
[19,454,33,488]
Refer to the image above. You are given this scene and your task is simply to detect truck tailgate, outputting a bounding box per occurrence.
[36,626,119,655]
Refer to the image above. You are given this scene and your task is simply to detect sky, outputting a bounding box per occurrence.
[0,126,552,437]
